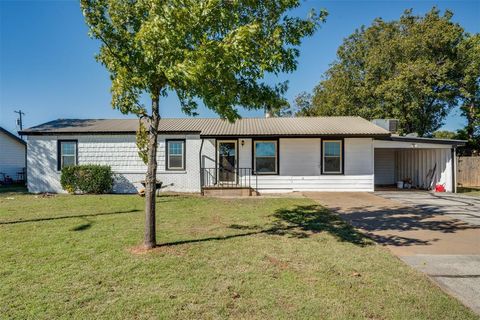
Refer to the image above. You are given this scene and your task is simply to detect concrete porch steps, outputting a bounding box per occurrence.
[202,187,259,197]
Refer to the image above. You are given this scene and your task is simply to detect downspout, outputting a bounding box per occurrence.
[24,137,28,187]
[371,138,375,192]
[199,138,204,195]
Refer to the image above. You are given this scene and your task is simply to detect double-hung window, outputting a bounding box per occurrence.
[166,140,185,170]
[322,140,342,174]
[254,140,278,174]
[58,140,77,170]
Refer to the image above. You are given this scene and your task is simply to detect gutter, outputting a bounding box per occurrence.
[18,130,202,136]
[199,138,204,195]
[200,133,391,139]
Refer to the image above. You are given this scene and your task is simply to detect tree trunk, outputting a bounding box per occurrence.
[466,103,475,141]
[144,95,160,249]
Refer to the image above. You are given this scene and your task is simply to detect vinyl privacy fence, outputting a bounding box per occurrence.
[457,156,480,187]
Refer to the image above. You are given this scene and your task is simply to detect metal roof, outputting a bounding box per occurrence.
[19,117,391,137]
[0,127,26,145]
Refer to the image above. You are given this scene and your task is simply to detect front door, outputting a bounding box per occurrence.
[217,140,237,183]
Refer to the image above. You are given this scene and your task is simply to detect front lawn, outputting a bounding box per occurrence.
[0,193,476,319]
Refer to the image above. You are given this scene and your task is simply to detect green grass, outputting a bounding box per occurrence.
[0,193,476,319]
[458,187,480,197]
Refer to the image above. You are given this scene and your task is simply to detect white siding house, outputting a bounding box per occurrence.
[0,127,26,182]
[20,117,464,194]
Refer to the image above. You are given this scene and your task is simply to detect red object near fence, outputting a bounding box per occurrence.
[435,184,446,192]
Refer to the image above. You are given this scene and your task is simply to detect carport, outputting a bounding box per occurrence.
[373,136,465,192]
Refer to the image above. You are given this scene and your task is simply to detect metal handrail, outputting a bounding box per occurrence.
[201,167,256,190]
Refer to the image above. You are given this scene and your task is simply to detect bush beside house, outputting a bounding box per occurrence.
[61,165,113,194]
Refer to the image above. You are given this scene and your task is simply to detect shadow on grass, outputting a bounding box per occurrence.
[0,209,141,225]
[70,218,93,231]
[272,204,369,245]
[158,204,371,248]
[158,229,280,247]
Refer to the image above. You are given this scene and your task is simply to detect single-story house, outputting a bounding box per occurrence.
[19,117,465,194]
[0,126,26,182]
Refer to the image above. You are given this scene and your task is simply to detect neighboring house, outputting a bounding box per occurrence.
[0,126,26,182]
[19,117,464,194]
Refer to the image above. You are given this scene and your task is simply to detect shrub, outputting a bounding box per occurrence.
[61,165,114,194]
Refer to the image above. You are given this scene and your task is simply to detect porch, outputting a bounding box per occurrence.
[200,167,258,196]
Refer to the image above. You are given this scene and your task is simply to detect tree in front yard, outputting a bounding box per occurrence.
[80,0,327,248]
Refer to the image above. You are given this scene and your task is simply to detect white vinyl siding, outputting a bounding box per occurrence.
[238,138,252,170]
[279,138,320,176]
[344,138,374,175]
[254,175,374,192]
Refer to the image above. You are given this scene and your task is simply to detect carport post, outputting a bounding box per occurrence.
[452,147,457,193]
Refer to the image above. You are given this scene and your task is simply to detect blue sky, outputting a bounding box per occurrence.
[1,0,479,134]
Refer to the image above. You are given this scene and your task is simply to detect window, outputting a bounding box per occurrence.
[322,140,342,174]
[166,140,185,170]
[58,140,77,170]
[254,140,278,174]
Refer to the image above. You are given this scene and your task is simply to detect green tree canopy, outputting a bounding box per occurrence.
[298,8,467,137]
[432,130,457,139]
[81,0,327,248]
[458,34,480,151]
[82,0,326,121]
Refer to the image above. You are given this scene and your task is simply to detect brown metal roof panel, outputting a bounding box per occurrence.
[19,117,391,136]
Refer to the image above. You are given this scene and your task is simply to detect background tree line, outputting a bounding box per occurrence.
[286,8,479,155]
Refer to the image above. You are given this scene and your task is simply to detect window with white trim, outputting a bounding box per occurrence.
[166,140,185,170]
[322,140,342,174]
[254,140,277,174]
[58,140,77,170]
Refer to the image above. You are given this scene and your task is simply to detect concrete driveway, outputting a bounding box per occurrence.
[304,191,480,314]
[376,191,480,226]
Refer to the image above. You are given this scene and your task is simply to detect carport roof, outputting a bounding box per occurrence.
[19,117,391,137]
[378,135,466,146]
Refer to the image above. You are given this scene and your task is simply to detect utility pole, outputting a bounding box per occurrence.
[14,110,25,131]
